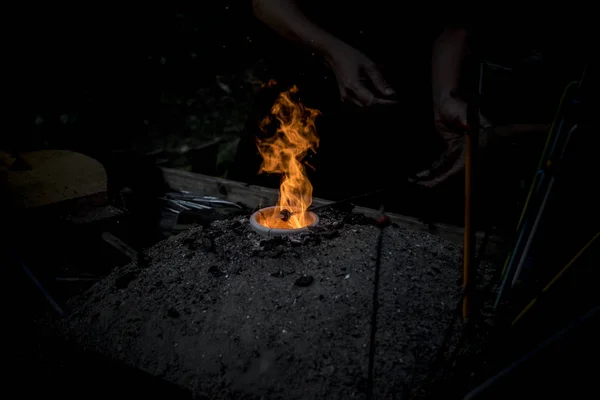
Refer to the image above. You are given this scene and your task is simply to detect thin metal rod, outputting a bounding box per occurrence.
[515,81,577,230]
[500,221,527,277]
[495,222,528,308]
[308,189,386,212]
[8,249,64,316]
[366,209,387,400]
[101,232,140,262]
[497,97,578,306]
[512,231,599,326]
[509,123,578,288]
[509,178,554,288]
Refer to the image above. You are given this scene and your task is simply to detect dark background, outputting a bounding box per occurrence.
[16,4,590,232]
[21,4,265,156]
[13,5,589,230]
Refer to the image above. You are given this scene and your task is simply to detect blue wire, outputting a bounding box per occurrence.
[548,118,566,158]
[495,221,528,308]
[7,249,64,316]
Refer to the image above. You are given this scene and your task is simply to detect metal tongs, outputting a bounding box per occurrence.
[159,190,243,214]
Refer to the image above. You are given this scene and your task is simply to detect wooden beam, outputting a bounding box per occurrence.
[160,167,503,250]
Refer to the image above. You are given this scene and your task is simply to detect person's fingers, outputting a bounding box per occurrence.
[348,97,364,107]
[430,159,465,187]
[447,112,489,132]
[372,98,400,106]
[338,84,363,107]
[338,84,348,102]
[349,84,377,107]
[480,113,493,128]
[364,62,395,97]
[456,108,468,128]
[434,122,462,141]
[437,98,468,128]
[413,173,449,188]
[410,138,466,187]
[349,84,398,107]
[412,155,465,188]
[344,91,364,107]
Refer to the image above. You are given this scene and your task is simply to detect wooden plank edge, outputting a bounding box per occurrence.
[159,167,504,249]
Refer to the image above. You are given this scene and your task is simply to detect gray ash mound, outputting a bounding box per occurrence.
[56,209,488,399]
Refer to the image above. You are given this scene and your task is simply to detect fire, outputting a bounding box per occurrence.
[256,85,320,229]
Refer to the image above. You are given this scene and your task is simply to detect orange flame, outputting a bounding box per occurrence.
[256,85,320,229]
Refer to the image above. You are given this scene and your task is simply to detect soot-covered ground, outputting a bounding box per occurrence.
[54,209,495,399]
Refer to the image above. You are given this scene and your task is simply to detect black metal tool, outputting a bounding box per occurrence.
[275,189,388,222]
[309,189,387,212]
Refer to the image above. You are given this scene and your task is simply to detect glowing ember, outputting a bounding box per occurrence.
[256,85,320,229]
[255,207,317,230]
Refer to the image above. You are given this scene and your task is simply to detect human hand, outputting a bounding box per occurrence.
[435,95,470,139]
[410,96,492,188]
[324,43,397,107]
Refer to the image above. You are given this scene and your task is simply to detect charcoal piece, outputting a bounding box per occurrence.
[294,275,314,287]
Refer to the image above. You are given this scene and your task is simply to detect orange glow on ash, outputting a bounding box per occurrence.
[256,85,320,229]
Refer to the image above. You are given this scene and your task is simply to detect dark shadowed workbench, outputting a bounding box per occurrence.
[160,168,504,251]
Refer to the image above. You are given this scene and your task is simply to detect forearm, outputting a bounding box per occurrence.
[252,0,345,57]
[432,27,468,105]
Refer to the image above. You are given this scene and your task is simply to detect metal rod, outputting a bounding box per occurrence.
[515,81,577,230]
[8,249,64,316]
[366,208,388,400]
[507,123,578,290]
[308,189,386,212]
[497,89,578,306]
[101,232,140,262]
[267,189,387,221]
[512,231,599,326]
[510,178,555,288]
[500,221,527,277]
[55,277,103,282]
[495,222,528,308]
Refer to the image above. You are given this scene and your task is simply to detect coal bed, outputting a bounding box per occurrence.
[55,209,495,399]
